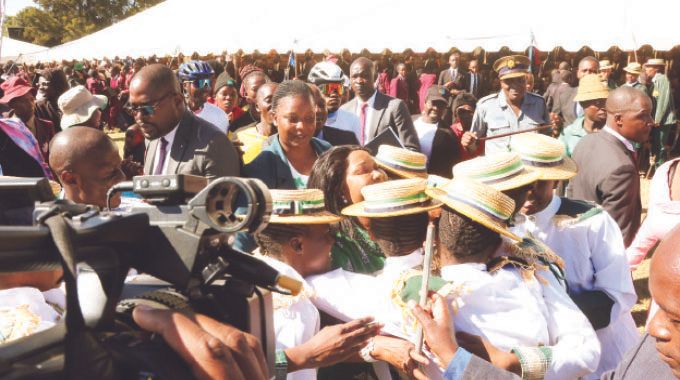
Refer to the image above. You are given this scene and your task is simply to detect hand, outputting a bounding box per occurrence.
[444,81,455,89]
[372,336,421,378]
[133,305,268,380]
[285,317,382,371]
[121,156,143,179]
[456,332,521,375]
[409,294,458,367]
[461,131,478,151]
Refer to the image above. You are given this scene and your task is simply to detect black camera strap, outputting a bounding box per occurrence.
[43,213,119,380]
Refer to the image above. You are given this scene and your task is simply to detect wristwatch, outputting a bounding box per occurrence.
[275,349,288,380]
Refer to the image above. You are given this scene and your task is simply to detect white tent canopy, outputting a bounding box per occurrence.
[1,37,47,63]
[22,0,680,62]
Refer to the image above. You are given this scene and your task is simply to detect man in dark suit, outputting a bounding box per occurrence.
[409,223,680,380]
[570,86,653,246]
[130,64,240,180]
[552,57,600,125]
[462,59,487,99]
[438,52,466,98]
[340,57,420,151]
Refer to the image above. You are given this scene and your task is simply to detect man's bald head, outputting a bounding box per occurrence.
[49,127,125,208]
[50,127,117,175]
[605,86,653,143]
[130,63,181,95]
[649,225,680,377]
[350,57,374,73]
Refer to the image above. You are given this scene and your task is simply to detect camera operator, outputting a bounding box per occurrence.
[49,126,129,209]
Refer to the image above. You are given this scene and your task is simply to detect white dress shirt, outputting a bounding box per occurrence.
[259,256,319,380]
[151,122,179,175]
[520,196,639,379]
[603,126,636,153]
[354,91,377,145]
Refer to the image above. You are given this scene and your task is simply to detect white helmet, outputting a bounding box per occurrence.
[308,61,345,84]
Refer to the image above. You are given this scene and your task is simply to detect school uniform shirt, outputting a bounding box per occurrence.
[517,196,638,379]
[308,249,444,380]
[0,286,65,344]
[259,255,319,380]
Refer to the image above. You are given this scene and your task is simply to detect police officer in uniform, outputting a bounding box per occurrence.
[461,55,549,155]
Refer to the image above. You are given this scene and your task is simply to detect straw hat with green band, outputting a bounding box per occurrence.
[426,177,520,241]
[375,145,428,179]
[510,133,577,181]
[452,152,540,191]
[269,189,342,224]
[342,178,441,217]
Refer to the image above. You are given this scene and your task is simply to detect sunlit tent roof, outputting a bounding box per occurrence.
[1,37,47,63]
[20,0,680,62]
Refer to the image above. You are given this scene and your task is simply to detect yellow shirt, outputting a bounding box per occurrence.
[237,126,268,164]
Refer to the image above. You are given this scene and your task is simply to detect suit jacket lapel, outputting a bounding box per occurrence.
[167,111,193,175]
[144,138,158,175]
[370,92,388,139]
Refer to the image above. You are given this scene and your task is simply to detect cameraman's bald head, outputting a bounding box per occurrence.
[49,127,125,208]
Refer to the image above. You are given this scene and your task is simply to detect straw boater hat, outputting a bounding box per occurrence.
[623,62,642,75]
[58,85,108,129]
[374,145,428,179]
[426,177,520,241]
[342,178,441,217]
[493,55,530,80]
[510,133,577,181]
[269,189,342,224]
[599,60,614,70]
[573,74,609,102]
[452,152,540,192]
[645,58,666,67]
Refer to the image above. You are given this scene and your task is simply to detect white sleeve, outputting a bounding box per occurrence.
[306,269,379,322]
[539,269,601,380]
[587,212,638,321]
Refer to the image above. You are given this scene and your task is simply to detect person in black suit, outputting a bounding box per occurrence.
[412,86,460,178]
[569,86,653,247]
[462,59,488,99]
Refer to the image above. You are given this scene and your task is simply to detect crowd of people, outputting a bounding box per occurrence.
[1,46,680,380]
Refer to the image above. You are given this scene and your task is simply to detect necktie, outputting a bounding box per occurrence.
[360,103,368,145]
[154,137,169,175]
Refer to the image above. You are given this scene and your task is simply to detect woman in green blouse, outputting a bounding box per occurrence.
[308,145,388,274]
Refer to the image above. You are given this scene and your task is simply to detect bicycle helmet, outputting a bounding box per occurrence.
[178,60,214,81]
[307,61,344,85]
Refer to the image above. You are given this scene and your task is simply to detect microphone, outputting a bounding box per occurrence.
[216,248,303,296]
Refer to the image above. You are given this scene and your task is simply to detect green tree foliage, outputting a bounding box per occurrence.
[6,0,164,47]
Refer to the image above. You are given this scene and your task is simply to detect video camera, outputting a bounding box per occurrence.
[0,174,298,379]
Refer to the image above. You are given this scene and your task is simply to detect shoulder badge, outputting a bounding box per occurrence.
[553,197,603,228]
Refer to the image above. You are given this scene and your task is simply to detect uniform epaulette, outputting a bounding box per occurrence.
[553,197,603,227]
[486,255,536,282]
[390,269,466,335]
[478,93,499,103]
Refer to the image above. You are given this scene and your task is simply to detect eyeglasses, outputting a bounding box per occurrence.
[126,91,175,117]
[318,83,344,97]
[185,79,212,89]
